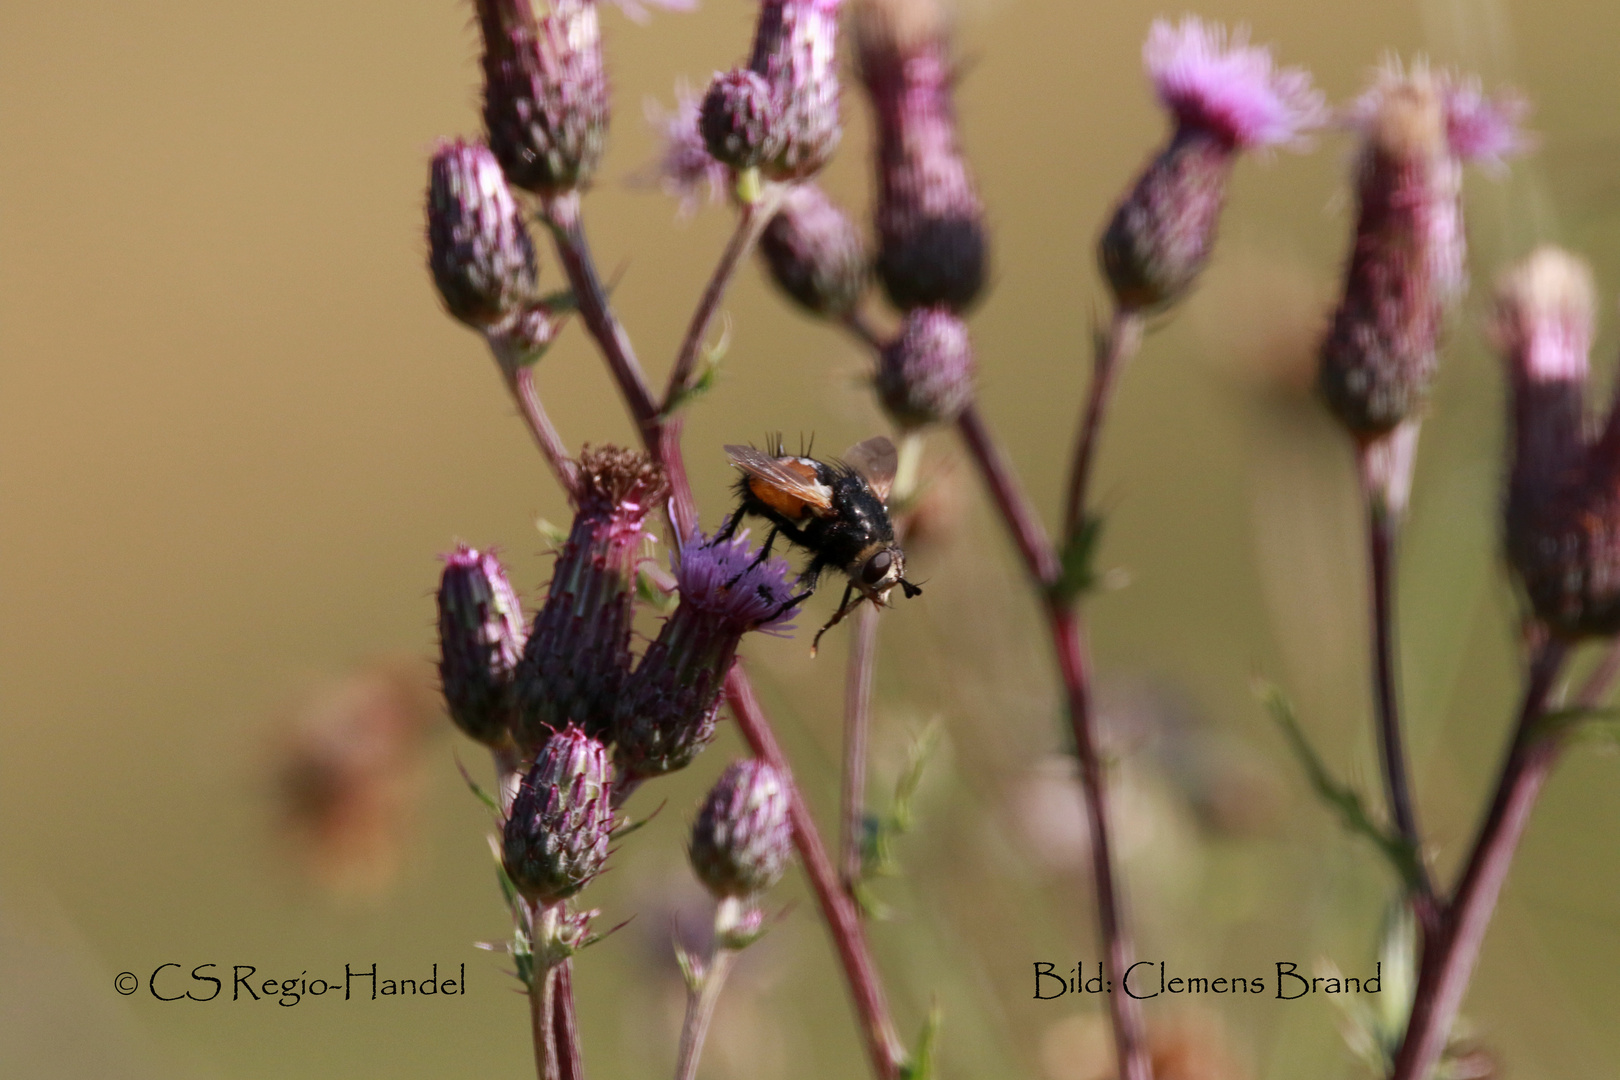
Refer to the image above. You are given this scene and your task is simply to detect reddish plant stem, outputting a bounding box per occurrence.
[955,401,1150,1080]
[553,961,585,1080]
[1390,637,1569,1080]
[542,197,906,1080]
[662,186,786,413]
[1062,310,1142,543]
[502,363,581,499]
[841,602,880,896]
[1358,477,1437,922]
[726,666,907,1078]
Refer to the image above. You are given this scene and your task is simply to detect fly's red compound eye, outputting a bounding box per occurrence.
[861,550,893,586]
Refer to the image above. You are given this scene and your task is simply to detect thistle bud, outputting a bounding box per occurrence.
[426,140,540,329]
[1493,249,1620,636]
[513,447,668,750]
[700,68,785,171]
[615,530,802,780]
[503,726,613,904]
[689,759,793,898]
[436,546,528,746]
[747,0,844,180]
[477,0,608,196]
[1318,64,1527,436]
[758,184,868,317]
[1100,18,1325,311]
[856,0,987,312]
[876,305,974,429]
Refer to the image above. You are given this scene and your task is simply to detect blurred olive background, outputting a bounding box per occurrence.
[5,0,1620,1077]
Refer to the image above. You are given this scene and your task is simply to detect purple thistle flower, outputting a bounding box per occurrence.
[856,0,987,313]
[758,183,868,318]
[645,84,730,215]
[1144,17,1327,151]
[1101,19,1323,312]
[1444,79,1530,167]
[747,0,845,180]
[476,0,609,196]
[513,447,668,752]
[614,529,802,780]
[503,726,614,904]
[437,545,528,747]
[1319,63,1528,437]
[876,305,975,430]
[425,140,540,330]
[689,759,794,899]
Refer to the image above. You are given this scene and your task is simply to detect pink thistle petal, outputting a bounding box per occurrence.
[1144,16,1326,150]
[1444,77,1531,168]
[644,83,728,216]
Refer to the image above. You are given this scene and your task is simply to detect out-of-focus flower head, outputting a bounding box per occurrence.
[503,725,614,904]
[876,305,976,429]
[855,0,988,313]
[700,68,786,171]
[758,183,868,318]
[1492,248,1620,638]
[1101,18,1324,312]
[272,659,443,898]
[614,529,802,780]
[688,759,794,899]
[426,139,541,330]
[476,0,609,196]
[437,545,527,747]
[646,83,730,215]
[513,446,668,751]
[1145,17,1327,151]
[747,0,845,180]
[1319,61,1529,438]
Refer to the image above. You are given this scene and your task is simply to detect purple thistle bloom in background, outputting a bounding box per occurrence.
[1101,17,1325,311]
[1319,62,1528,437]
[758,183,868,318]
[425,140,541,330]
[689,759,793,899]
[1145,17,1326,151]
[856,0,987,313]
[513,447,668,752]
[747,0,845,180]
[1492,248,1620,637]
[614,529,803,781]
[476,0,609,197]
[876,305,975,430]
[503,726,614,904]
[646,84,730,215]
[437,546,528,747]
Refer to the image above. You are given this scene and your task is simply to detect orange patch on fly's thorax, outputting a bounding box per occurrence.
[750,477,812,519]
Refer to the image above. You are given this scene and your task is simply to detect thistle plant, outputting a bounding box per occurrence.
[413,3,1620,1079]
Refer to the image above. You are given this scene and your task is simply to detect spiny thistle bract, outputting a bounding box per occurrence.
[512,447,668,751]
[425,140,541,330]
[758,184,869,318]
[876,305,976,430]
[503,726,614,904]
[436,546,527,747]
[614,529,802,780]
[689,759,794,899]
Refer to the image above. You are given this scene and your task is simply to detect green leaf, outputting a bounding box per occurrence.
[454,756,501,814]
[1531,704,1620,744]
[663,320,732,417]
[539,287,580,314]
[635,566,678,613]
[1257,680,1425,893]
[858,722,941,887]
[1052,514,1105,606]
[898,1004,943,1080]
